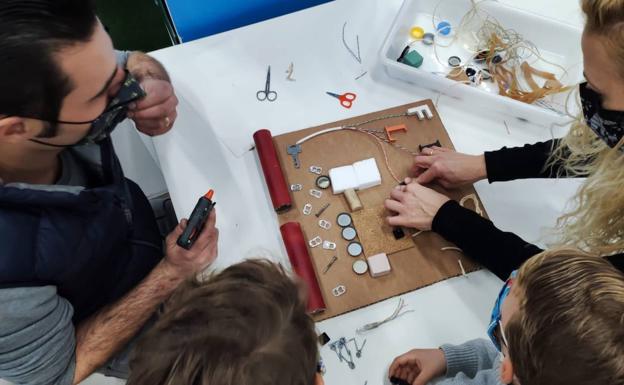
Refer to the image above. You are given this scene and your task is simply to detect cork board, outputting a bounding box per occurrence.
[351,206,415,257]
[273,100,486,321]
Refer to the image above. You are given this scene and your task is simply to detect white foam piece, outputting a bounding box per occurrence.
[353,158,382,190]
[407,105,434,120]
[408,106,425,120]
[421,105,434,119]
[367,253,392,277]
[329,165,358,194]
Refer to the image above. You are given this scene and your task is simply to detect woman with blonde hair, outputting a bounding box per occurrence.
[385,0,624,279]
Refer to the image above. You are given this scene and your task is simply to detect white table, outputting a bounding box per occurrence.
[140,1,584,383]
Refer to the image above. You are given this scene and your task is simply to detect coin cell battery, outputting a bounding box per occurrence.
[316,175,331,190]
[342,226,357,241]
[337,212,353,227]
[347,242,363,257]
[448,56,462,68]
[352,260,368,275]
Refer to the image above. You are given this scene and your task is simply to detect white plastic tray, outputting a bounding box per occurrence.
[380,0,584,124]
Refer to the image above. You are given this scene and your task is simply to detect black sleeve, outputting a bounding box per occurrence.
[484,139,576,182]
[606,254,624,274]
[432,200,543,280]
[432,201,624,278]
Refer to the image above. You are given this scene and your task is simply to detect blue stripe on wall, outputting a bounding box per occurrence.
[165,0,333,42]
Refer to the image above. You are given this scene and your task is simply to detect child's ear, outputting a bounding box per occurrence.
[315,372,325,385]
[500,356,514,384]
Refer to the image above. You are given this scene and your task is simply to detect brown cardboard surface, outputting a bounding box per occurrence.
[273,100,485,321]
[352,206,415,257]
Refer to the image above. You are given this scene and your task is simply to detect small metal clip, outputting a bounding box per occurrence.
[309,166,323,175]
[290,184,303,192]
[349,338,367,358]
[332,285,346,297]
[309,236,322,248]
[339,337,355,369]
[330,343,344,362]
[309,189,322,199]
[318,219,332,230]
[323,240,337,250]
[302,203,313,216]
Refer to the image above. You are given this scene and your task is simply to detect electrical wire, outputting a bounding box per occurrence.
[418,0,574,113]
[356,298,414,334]
[342,21,362,64]
[295,112,420,183]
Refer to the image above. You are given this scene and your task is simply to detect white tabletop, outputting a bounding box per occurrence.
[143,1,585,383]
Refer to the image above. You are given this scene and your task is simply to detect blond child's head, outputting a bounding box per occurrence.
[496,249,624,385]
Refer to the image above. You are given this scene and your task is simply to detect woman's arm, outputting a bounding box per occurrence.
[432,201,544,280]
[484,139,581,182]
[412,139,580,190]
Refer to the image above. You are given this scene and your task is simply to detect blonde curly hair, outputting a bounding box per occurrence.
[548,0,624,255]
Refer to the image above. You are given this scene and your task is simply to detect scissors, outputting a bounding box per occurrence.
[326,91,357,109]
[257,66,278,102]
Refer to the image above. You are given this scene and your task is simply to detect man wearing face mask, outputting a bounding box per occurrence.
[383,0,624,280]
[0,1,219,384]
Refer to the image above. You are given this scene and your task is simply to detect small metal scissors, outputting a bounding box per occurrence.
[326,91,357,109]
[257,66,278,102]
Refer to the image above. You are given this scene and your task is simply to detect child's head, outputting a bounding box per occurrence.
[497,248,624,385]
[127,259,322,385]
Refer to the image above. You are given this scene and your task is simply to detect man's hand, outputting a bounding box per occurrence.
[412,146,487,188]
[164,209,218,278]
[389,348,447,385]
[126,52,179,136]
[128,79,178,136]
[384,179,450,231]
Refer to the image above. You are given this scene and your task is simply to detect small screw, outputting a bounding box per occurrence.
[323,255,338,274]
[315,203,331,217]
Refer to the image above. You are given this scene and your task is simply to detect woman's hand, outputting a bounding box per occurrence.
[413,146,487,188]
[384,179,450,231]
[388,348,447,385]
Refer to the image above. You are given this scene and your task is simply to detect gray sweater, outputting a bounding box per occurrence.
[438,339,505,385]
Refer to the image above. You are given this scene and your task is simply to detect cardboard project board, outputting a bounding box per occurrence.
[273,100,486,321]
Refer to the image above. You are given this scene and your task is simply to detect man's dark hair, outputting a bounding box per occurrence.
[0,0,97,133]
[127,260,320,385]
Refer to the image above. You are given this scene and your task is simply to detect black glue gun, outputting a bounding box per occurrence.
[176,190,216,250]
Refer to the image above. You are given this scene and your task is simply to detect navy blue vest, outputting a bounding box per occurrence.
[0,138,162,323]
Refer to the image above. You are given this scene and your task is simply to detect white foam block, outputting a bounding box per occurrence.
[329,165,358,194]
[353,158,382,190]
[367,253,392,277]
[407,105,434,120]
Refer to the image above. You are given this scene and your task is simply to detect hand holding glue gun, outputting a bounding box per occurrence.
[164,190,218,278]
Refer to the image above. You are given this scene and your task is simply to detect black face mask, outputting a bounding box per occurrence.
[579,81,624,152]
[30,71,145,148]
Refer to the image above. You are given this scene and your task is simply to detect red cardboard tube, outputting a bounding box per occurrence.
[253,129,292,213]
[280,222,326,314]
